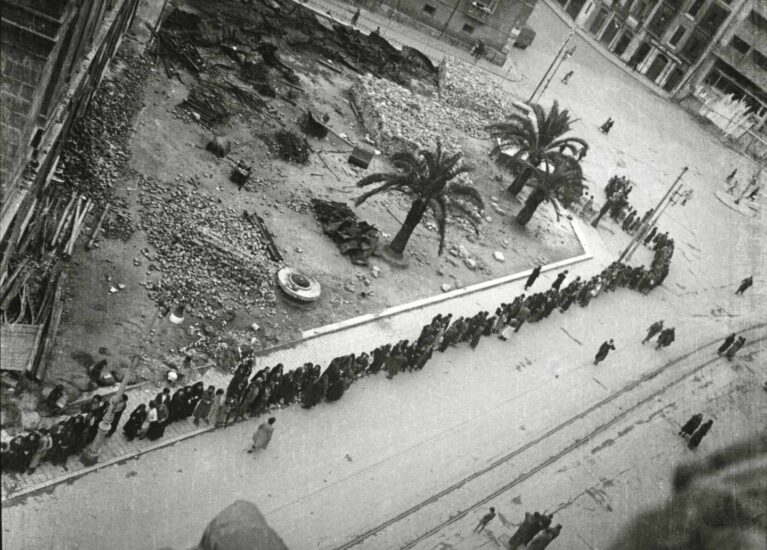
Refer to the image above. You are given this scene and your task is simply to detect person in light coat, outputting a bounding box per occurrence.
[248,417,276,454]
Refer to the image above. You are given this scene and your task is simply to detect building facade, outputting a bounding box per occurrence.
[1,0,142,247]
[347,0,539,65]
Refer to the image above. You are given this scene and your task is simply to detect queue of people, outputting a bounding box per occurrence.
[0,232,680,478]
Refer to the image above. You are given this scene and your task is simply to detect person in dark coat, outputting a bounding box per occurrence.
[642,320,664,343]
[350,8,361,25]
[473,507,496,533]
[527,524,562,550]
[525,265,542,290]
[169,387,187,422]
[107,394,128,437]
[146,402,166,441]
[123,404,147,440]
[716,333,736,355]
[324,365,346,402]
[688,419,713,449]
[508,512,539,550]
[643,226,658,245]
[725,336,746,360]
[551,270,568,291]
[735,276,753,295]
[679,413,703,438]
[193,386,216,425]
[655,327,675,349]
[594,339,615,364]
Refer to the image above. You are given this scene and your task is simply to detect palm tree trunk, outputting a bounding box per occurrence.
[507,166,532,196]
[388,199,427,256]
[516,188,547,226]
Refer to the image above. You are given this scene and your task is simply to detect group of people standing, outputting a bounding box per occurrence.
[2,224,681,478]
[678,413,714,450]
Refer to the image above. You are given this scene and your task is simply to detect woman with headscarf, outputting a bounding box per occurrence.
[71,415,89,454]
[209,389,225,426]
[215,396,236,429]
[123,404,147,441]
[187,382,205,417]
[192,386,216,425]
[27,429,53,474]
[20,431,41,472]
[234,379,261,422]
[324,364,345,402]
[142,402,160,440]
[50,419,74,465]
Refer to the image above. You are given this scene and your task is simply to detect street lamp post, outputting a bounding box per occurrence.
[528,27,575,103]
[538,45,576,100]
[618,166,688,264]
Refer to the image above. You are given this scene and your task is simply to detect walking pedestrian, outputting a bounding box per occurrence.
[687,419,713,450]
[473,507,496,533]
[350,8,360,26]
[725,336,746,360]
[593,339,615,365]
[248,417,276,454]
[642,320,663,344]
[717,333,736,355]
[561,70,573,84]
[106,394,128,437]
[735,276,753,295]
[527,524,562,550]
[525,265,542,290]
[655,327,675,349]
[678,413,703,438]
[551,270,568,291]
[725,168,737,184]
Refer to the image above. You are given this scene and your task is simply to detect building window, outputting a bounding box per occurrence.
[462,23,475,34]
[679,27,709,62]
[648,4,675,36]
[687,0,705,18]
[423,4,436,15]
[749,10,767,30]
[753,50,767,71]
[730,36,750,55]
[668,25,686,46]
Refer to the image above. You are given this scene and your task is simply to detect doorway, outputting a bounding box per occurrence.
[628,42,651,69]
[613,31,633,56]
[645,54,668,82]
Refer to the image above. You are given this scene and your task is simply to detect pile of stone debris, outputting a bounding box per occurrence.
[311,199,380,266]
[439,58,521,123]
[138,176,279,320]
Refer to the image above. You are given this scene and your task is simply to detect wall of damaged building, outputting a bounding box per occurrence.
[0,0,142,245]
[344,0,538,65]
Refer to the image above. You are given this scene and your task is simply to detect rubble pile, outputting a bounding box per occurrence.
[271,131,310,164]
[138,177,278,318]
[311,199,380,266]
[439,58,519,122]
[58,51,151,237]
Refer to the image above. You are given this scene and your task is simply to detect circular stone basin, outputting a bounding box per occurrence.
[277,267,321,302]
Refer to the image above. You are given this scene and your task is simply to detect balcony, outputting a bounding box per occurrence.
[464,1,494,23]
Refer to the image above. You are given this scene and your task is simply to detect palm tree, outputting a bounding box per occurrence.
[487,101,587,196]
[516,154,585,227]
[354,142,484,259]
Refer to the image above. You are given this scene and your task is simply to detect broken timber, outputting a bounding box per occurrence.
[243,211,283,263]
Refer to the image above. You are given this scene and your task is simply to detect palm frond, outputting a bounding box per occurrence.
[447,182,484,210]
[356,172,399,188]
[354,175,412,206]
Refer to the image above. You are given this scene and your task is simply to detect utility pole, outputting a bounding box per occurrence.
[619,166,688,263]
[538,45,576,100]
[528,27,575,103]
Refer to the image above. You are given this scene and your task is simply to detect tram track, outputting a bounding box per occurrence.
[333,323,767,550]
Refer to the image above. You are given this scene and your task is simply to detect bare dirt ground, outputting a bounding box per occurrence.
[30,0,581,410]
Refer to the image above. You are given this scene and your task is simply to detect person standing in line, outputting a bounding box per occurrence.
[594,339,615,365]
[106,394,128,437]
[193,386,217,425]
[248,417,276,454]
[27,429,52,474]
[473,507,496,533]
[642,320,664,344]
[735,276,753,295]
[350,8,361,26]
[551,270,568,291]
[508,512,540,550]
[717,333,736,355]
[525,265,543,290]
[678,413,703,438]
[688,419,713,450]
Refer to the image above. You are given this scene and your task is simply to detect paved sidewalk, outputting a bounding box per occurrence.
[1,215,607,503]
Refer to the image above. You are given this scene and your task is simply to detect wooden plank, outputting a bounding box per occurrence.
[35,299,63,381]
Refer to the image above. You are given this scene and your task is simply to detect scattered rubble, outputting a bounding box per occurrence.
[311,199,380,265]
